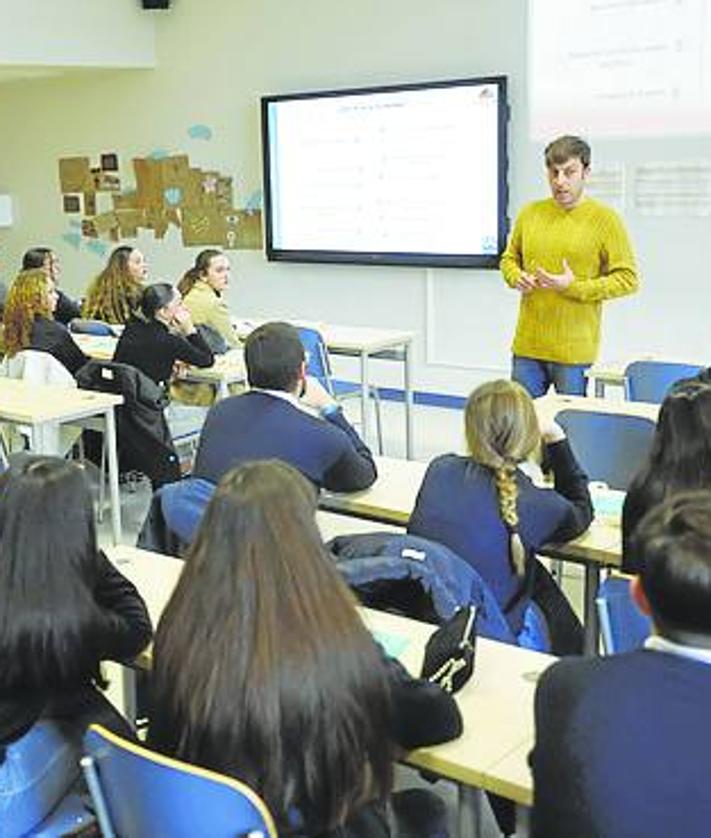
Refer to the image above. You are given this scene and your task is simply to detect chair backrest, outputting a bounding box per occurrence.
[595,574,652,654]
[556,409,656,490]
[625,360,703,403]
[82,725,278,838]
[0,348,76,388]
[69,318,117,336]
[297,326,335,395]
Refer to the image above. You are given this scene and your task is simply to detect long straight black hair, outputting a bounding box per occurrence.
[0,457,108,690]
[150,460,394,834]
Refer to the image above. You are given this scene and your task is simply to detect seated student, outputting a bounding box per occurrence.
[193,321,377,492]
[82,245,147,324]
[0,457,151,835]
[21,247,81,325]
[114,283,214,388]
[177,249,239,350]
[408,380,593,651]
[622,377,711,573]
[531,491,711,838]
[149,460,461,837]
[3,269,88,376]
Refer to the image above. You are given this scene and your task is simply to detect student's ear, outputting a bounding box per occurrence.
[630,575,652,617]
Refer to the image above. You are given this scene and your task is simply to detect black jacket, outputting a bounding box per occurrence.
[114,317,214,386]
[30,316,88,376]
[76,360,181,487]
[0,551,151,753]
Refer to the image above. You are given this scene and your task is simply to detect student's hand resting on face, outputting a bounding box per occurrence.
[301,376,338,412]
[533,397,567,444]
[172,305,196,336]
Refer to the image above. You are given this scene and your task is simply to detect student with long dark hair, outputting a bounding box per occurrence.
[82,245,147,324]
[150,460,461,837]
[177,249,238,349]
[408,380,593,652]
[0,457,151,835]
[22,247,82,325]
[114,283,214,387]
[621,377,711,572]
[3,269,88,376]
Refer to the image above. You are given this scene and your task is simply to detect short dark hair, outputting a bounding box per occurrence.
[244,321,304,392]
[544,135,591,169]
[632,491,711,640]
[22,247,53,271]
[140,282,175,320]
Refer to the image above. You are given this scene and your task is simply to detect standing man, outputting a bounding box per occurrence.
[501,136,639,397]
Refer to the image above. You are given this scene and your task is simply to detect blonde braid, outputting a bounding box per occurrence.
[493,464,526,576]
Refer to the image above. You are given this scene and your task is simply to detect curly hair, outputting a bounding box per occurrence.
[3,269,52,357]
[465,380,541,575]
[82,246,143,324]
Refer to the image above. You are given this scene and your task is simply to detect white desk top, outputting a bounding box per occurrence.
[233,318,414,353]
[540,393,659,422]
[106,545,551,804]
[321,455,624,568]
[73,335,246,386]
[0,378,122,424]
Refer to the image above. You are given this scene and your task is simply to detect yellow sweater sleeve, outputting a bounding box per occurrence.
[562,209,639,303]
[500,215,524,288]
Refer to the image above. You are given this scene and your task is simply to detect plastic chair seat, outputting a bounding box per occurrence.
[596,574,652,654]
[625,360,703,403]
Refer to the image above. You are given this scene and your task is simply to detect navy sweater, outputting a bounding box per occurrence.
[407,440,592,632]
[531,648,711,838]
[193,391,377,492]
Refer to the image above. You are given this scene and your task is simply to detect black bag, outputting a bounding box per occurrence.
[420,605,478,694]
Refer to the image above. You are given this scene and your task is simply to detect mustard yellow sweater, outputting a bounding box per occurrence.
[500,198,638,364]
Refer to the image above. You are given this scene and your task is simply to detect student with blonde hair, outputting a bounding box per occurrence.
[408,379,593,650]
[82,245,147,324]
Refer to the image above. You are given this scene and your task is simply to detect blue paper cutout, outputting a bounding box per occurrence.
[86,239,108,258]
[62,232,81,249]
[244,189,263,212]
[148,148,169,160]
[164,187,182,206]
[187,124,213,141]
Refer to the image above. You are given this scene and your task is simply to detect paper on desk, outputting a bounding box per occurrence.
[372,630,410,660]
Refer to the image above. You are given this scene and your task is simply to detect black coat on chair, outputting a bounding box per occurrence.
[76,361,181,489]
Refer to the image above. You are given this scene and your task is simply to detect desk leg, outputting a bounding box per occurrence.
[594,378,605,398]
[359,350,370,444]
[458,785,483,838]
[404,341,414,460]
[583,563,601,656]
[105,407,122,545]
[121,665,137,726]
[217,379,229,401]
[31,423,52,455]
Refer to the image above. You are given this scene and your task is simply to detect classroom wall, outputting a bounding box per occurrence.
[0,0,155,68]
[0,0,708,397]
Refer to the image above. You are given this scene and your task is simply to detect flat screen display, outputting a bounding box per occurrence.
[261,76,508,268]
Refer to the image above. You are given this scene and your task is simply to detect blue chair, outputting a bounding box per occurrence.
[68,318,118,336]
[32,793,95,837]
[298,326,384,454]
[556,409,656,490]
[625,360,703,403]
[82,724,278,838]
[596,573,652,654]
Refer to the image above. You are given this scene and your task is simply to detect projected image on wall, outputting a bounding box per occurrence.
[529,0,711,138]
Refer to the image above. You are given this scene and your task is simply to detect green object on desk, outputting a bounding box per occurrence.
[592,491,625,519]
[372,630,410,660]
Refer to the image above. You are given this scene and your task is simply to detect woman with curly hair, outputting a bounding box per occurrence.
[82,245,147,324]
[408,379,593,650]
[3,269,88,376]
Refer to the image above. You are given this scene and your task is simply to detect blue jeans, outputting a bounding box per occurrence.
[512,356,590,398]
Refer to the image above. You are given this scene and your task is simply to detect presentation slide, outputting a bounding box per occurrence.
[264,81,504,265]
[529,0,711,138]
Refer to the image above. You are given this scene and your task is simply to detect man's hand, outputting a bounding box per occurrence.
[534,259,574,291]
[514,271,538,294]
[301,376,337,412]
